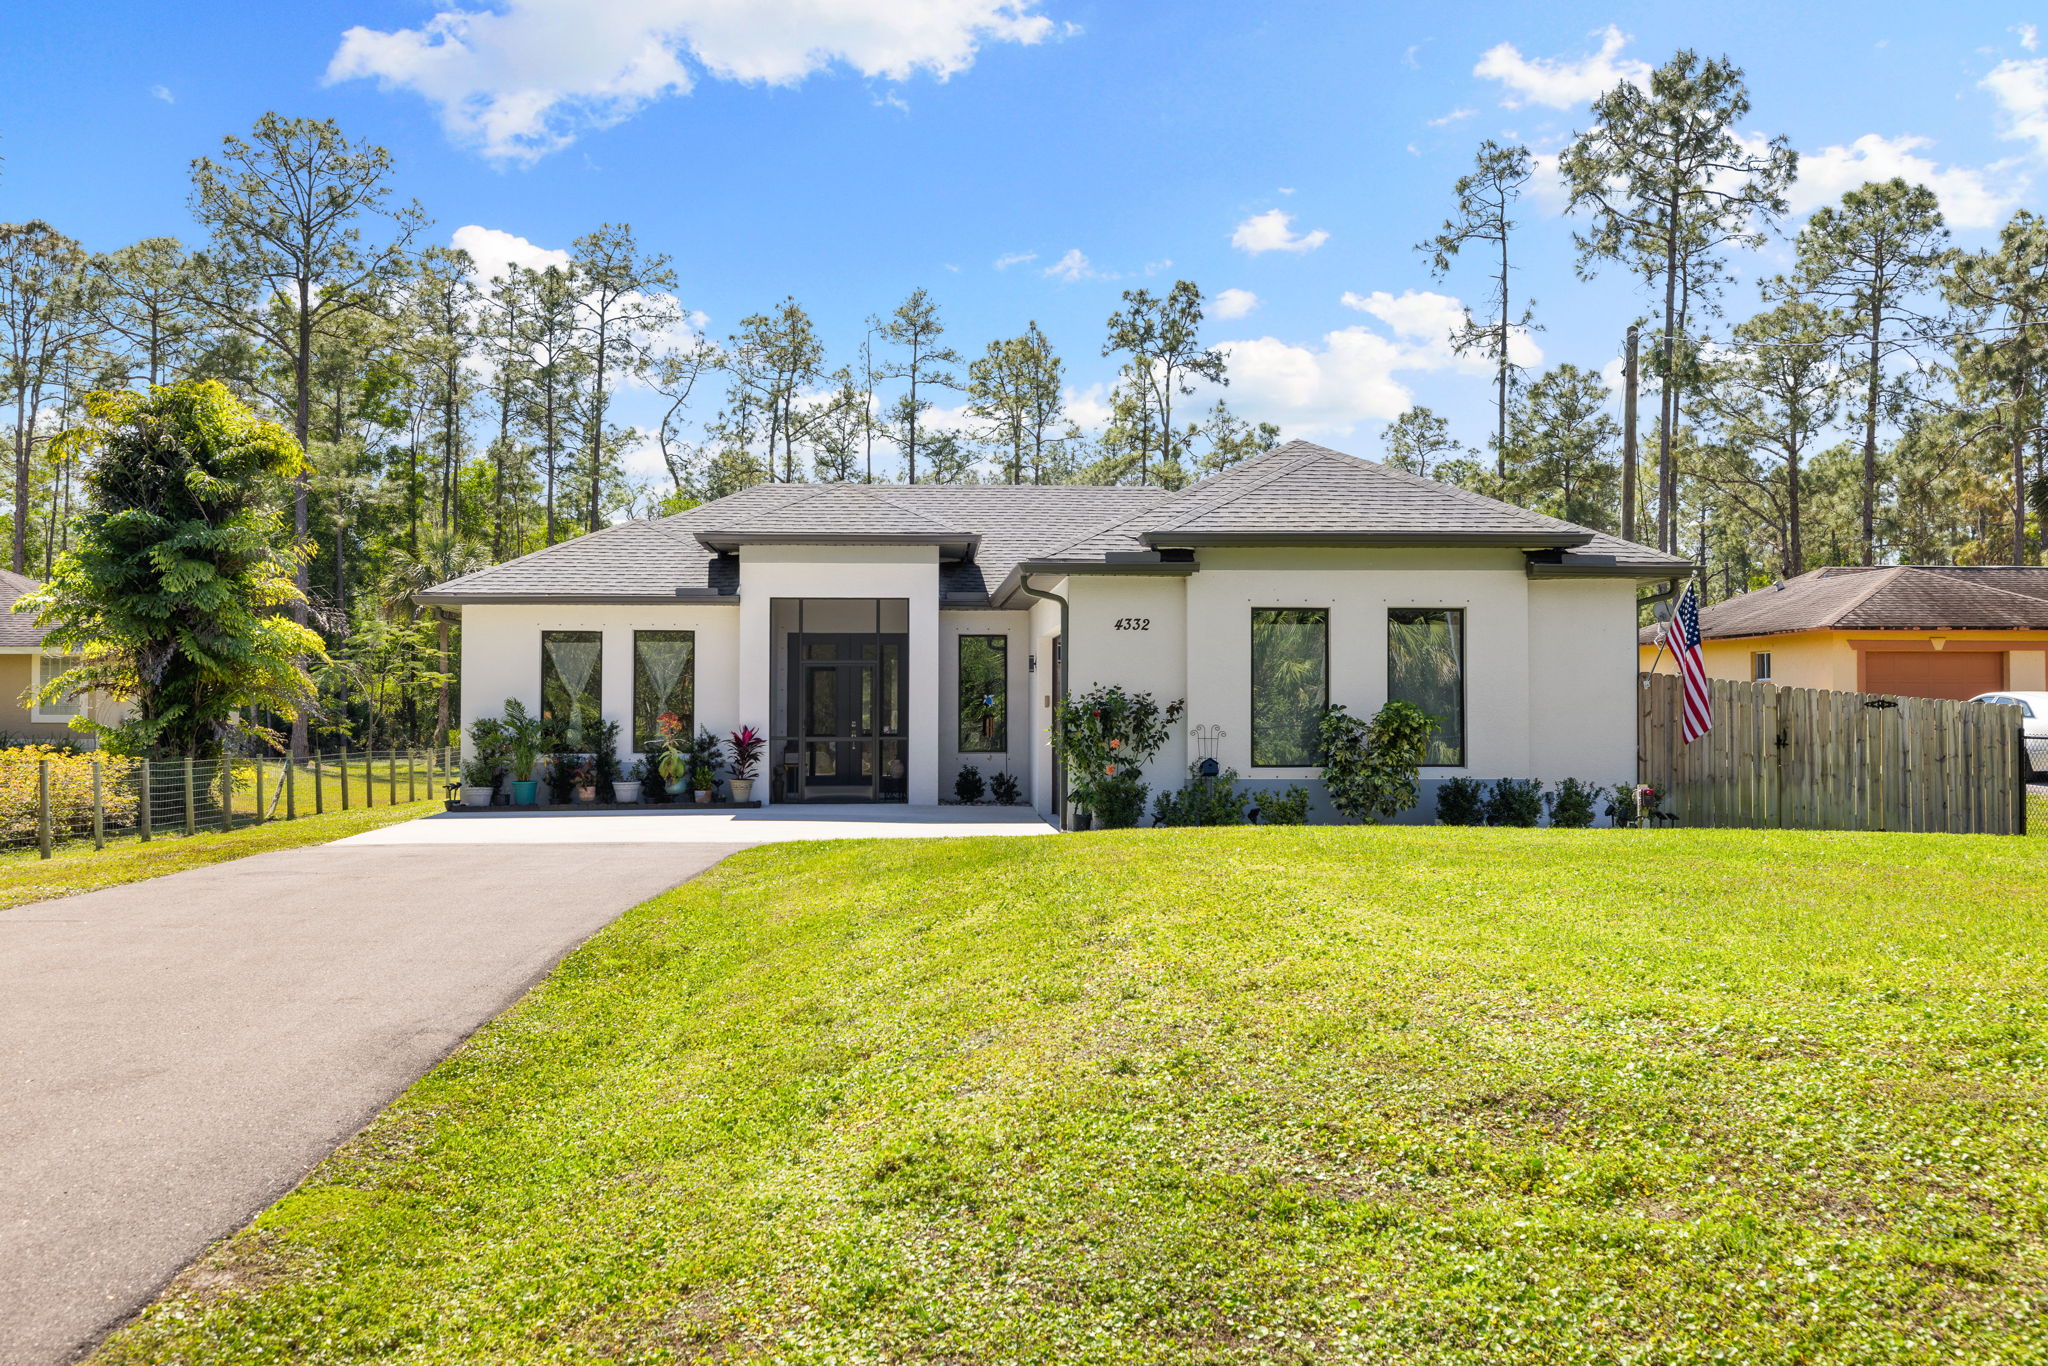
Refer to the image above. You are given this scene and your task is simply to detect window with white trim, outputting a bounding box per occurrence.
[33,653,83,721]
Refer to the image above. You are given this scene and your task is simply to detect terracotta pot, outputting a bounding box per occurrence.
[695,790,713,804]
[576,785,597,803]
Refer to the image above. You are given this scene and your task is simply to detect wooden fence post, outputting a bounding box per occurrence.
[314,753,325,815]
[220,759,234,833]
[183,757,196,836]
[253,755,266,825]
[387,750,397,806]
[341,750,351,810]
[91,760,105,850]
[139,758,152,843]
[37,758,53,860]
[285,754,296,821]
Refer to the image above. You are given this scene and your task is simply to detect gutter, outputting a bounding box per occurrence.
[1017,573,1071,831]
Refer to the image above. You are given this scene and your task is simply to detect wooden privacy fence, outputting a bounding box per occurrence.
[1639,673,2029,835]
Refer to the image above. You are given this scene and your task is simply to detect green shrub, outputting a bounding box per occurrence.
[1152,764,1249,827]
[1318,700,1437,824]
[1548,777,1599,828]
[1089,772,1149,829]
[1433,775,1487,825]
[954,765,986,803]
[1052,684,1184,819]
[1483,778,1545,827]
[988,770,1020,805]
[1257,785,1312,825]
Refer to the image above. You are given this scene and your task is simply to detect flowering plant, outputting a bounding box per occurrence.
[654,712,690,785]
[725,725,764,780]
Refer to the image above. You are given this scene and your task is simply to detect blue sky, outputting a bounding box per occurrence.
[5,1,2045,480]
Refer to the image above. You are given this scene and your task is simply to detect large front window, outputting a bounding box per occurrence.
[1387,608,1464,766]
[540,630,602,749]
[958,634,1007,753]
[633,630,694,751]
[1251,608,1327,767]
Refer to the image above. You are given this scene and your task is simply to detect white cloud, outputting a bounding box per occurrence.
[2015,23,2039,52]
[1042,248,1097,282]
[149,84,174,103]
[1788,133,2021,230]
[450,224,573,282]
[1474,24,1649,110]
[1214,289,1541,437]
[992,251,1037,269]
[327,0,1061,162]
[1426,107,1475,128]
[1983,57,2048,158]
[1230,208,1329,255]
[1210,287,1258,320]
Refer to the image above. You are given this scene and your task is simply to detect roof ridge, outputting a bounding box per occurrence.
[707,484,830,529]
[862,485,966,531]
[1894,565,2048,609]
[1140,446,1321,534]
[1817,565,1907,627]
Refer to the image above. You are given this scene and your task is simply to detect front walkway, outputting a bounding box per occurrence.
[338,804,1058,846]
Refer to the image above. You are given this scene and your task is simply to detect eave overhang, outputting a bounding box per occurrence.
[415,589,741,607]
[1141,529,1595,550]
[693,529,981,561]
[991,556,1200,608]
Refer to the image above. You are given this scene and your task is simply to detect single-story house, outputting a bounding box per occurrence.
[423,440,1691,824]
[1,569,113,747]
[1638,565,2048,700]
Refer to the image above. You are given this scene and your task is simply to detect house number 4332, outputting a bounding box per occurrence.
[1113,617,1150,631]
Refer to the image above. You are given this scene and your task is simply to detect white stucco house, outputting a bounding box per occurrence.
[421,440,1691,825]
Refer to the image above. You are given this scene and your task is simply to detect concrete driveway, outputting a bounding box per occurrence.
[0,839,744,1366]
[0,804,1055,1365]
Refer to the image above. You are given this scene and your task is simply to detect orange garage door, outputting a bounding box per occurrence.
[1863,650,2004,700]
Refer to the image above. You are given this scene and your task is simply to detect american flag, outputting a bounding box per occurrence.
[1665,583,1713,743]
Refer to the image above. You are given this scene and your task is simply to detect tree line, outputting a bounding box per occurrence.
[1,113,1274,749]
[1394,49,2048,600]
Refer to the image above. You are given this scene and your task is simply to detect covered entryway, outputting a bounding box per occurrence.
[771,598,909,802]
[1863,649,2003,701]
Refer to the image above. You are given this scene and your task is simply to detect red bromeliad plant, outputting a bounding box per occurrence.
[725,725,764,780]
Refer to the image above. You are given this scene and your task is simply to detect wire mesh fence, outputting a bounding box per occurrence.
[1,747,457,860]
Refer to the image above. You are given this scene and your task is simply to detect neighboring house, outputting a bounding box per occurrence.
[423,440,1690,823]
[1638,565,2048,700]
[0,569,110,746]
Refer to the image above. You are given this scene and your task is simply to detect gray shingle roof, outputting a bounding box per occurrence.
[1635,565,2048,643]
[422,440,1689,605]
[1,570,51,648]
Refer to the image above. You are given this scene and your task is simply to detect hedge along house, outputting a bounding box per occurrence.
[421,441,1690,823]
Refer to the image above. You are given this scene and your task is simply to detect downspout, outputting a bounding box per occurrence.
[1018,573,1070,830]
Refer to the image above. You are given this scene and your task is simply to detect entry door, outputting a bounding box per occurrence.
[798,659,877,799]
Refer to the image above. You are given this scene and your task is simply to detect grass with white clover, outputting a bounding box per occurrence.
[96,826,2048,1365]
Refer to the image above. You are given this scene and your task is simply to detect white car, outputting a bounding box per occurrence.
[1970,691,2048,778]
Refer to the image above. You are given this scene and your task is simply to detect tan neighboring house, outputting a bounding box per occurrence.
[1,568,113,746]
[1639,565,2048,700]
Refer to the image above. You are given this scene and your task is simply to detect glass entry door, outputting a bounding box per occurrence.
[772,599,908,802]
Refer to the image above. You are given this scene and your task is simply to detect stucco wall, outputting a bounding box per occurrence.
[0,649,113,746]
[1527,577,1638,785]
[737,545,941,805]
[1066,572,1193,796]
[456,603,743,764]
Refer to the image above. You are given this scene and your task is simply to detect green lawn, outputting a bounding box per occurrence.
[0,798,445,911]
[96,827,2048,1365]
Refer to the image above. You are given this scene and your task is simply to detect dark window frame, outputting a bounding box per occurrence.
[632,629,696,753]
[1250,606,1329,768]
[957,633,1009,754]
[1386,607,1466,768]
[539,629,604,750]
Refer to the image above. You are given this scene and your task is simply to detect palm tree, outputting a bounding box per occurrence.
[382,527,487,745]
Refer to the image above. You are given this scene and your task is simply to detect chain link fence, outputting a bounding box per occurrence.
[2,747,457,859]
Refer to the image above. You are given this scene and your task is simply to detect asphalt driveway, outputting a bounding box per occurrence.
[0,839,745,1366]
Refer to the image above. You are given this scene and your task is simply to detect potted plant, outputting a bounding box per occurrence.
[725,725,763,803]
[654,711,691,797]
[501,699,544,806]
[459,756,498,808]
[571,758,599,803]
[590,718,622,804]
[613,757,645,806]
[688,726,723,803]
[462,715,510,807]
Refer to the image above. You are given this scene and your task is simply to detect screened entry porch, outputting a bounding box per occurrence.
[771,598,909,803]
